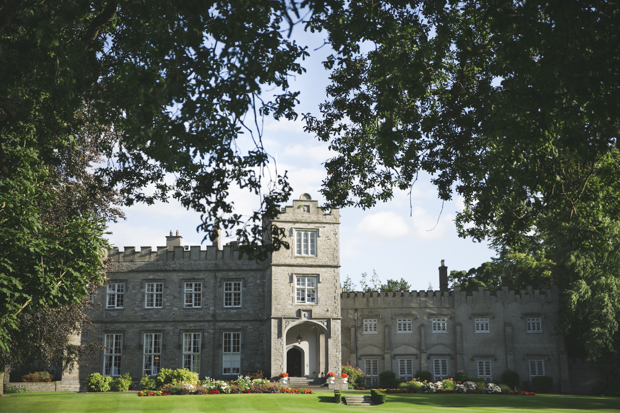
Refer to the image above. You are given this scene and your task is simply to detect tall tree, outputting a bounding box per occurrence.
[0,0,332,348]
[380,278,411,292]
[305,0,620,363]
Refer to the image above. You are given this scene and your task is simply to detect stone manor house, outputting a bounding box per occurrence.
[80,194,593,393]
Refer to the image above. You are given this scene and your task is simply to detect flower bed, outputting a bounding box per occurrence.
[387,378,514,395]
[281,388,313,394]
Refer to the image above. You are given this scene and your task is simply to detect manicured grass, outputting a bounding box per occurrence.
[0,391,618,413]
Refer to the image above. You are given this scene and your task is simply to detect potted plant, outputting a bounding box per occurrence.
[327,372,335,384]
[341,373,349,384]
[279,372,289,384]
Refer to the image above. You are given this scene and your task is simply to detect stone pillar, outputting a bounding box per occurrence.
[384,325,391,373]
[504,323,514,371]
[420,324,427,372]
[350,325,356,365]
[455,323,463,373]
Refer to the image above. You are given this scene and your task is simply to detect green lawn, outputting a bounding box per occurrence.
[0,391,618,413]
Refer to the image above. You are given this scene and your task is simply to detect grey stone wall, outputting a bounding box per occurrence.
[341,285,572,393]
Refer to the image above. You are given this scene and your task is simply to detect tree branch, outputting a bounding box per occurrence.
[0,0,22,37]
[82,0,118,46]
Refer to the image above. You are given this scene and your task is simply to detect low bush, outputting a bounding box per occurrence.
[414,371,432,382]
[371,389,387,404]
[379,370,397,389]
[398,381,423,393]
[155,368,199,389]
[85,373,113,392]
[334,389,342,403]
[139,375,156,390]
[592,379,620,397]
[499,384,511,394]
[532,376,553,394]
[247,369,266,380]
[454,372,471,383]
[4,384,29,394]
[249,382,280,393]
[110,373,133,392]
[501,370,520,389]
[21,371,53,382]
[342,364,365,389]
[441,378,456,391]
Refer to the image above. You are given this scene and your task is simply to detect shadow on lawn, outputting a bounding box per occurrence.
[318,396,336,403]
[387,393,620,410]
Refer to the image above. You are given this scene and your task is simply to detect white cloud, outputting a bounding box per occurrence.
[282,143,332,164]
[356,211,410,241]
[409,206,452,240]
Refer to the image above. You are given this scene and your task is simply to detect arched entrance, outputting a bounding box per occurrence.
[287,347,303,377]
[284,321,328,378]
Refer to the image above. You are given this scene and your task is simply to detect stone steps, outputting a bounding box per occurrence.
[344,395,375,407]
[285,377,327,390]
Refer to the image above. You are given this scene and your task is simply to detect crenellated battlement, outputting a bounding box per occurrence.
[105,243,252,263]
[340,285,557,309]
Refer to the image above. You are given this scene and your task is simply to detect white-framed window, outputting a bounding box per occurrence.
[526,318,542,333]
[184,282,202,308]
[143,333,161,376]
[397,318,412,333]
[398,359,414,380]
[431,318,447,333]
[224,281,242,308]
[183,332,201,373]
[433,358,448,381]
[363,319,378,334]
[295,230,317,256]
[296,276,317,304]
[475,318,490,333]
[223,332,240,375]
[145,282,163,308]
[529,359,545,379]
[364,359,378,387]
[104,334,122,376]
[106,283,125,309]
[477,360,492,382]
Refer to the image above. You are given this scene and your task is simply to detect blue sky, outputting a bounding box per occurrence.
[105,26,495,291]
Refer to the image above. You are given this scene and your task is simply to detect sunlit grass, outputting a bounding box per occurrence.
[0,391,618,413]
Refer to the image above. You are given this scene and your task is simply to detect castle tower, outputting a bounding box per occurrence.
[266,194,341,379]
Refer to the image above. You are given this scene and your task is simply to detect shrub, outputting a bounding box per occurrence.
[399,381,423,393]
[249,382,280,393]
[140,375,156,390]
[21,371,53,382]
[592,379,620,397]
[247,369,266,380]
[85,373,113,392]
[499,384,511,394]
[379,370,397,389]
[474,380,486,392]
[414,370,432,382]
[342,364,365,389]
[454,372,470,383]
[371,389,387,404]
[4,384,29,394]
[334,389,342,403]
[155,368,199,388]
[441,378,456,391]
[110,373,133,392]
[532,376,553,393]
[501,370,520,389]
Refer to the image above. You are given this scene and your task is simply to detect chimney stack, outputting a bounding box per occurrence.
[439,259,448,292]
[166,230,183,251]
[212,220,222,250]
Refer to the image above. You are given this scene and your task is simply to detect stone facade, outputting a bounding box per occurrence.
[80,194,577,393]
